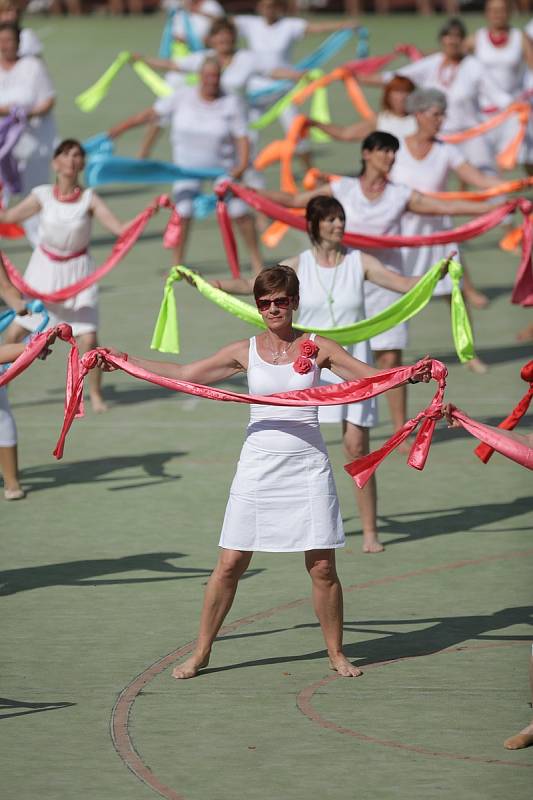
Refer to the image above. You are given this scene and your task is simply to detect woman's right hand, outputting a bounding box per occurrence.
[129,53,142,63]
[94,347,127,371]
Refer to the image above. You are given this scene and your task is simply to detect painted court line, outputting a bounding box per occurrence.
[110,547,533,799]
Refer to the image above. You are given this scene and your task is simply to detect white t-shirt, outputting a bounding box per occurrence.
[19,28,43,58]
[235,15,307,71]
[172,0,225,45]
[0,55,55,109]
[376,111,417,139]
[391,138,465,192]
[175,49,268,96]
[388,52,512,132]
[154,85,248,170]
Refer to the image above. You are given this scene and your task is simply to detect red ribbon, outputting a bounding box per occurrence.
[343,43,423,75]
[53,352,439,459]
[215,192,240,278]
[475,361,533,463]
[1,195,179,302]
[216,183,533,307]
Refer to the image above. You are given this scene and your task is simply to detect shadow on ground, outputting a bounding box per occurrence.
[20,451,185,493]
[0,551,264,596]
[0,697,75,721]
[343,495,532,542]
[204,605,533,675]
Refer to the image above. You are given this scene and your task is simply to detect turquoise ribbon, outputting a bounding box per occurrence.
[85,155,225,187]
[0,299,49,334]
[159,9,177,58]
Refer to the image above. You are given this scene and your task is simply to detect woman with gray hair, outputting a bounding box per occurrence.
[390,86,501,328]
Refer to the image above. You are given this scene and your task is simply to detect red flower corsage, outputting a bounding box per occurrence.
[299,339,319,359]
[293,355,313,374]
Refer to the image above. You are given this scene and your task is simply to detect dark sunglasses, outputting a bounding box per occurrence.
[256,296,292,311]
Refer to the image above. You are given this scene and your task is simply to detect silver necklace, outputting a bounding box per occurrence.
[313,247,343,327]
[266,334,295,364]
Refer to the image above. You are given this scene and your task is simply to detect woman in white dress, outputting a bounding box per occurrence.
[260,131,494,433]
[0,139,130,413]
[0,22,56,243]
[96,265,433,679]
[391,87,501,332]
[307,75,417,144]
[109,57,263,276]
[235,0,360,167]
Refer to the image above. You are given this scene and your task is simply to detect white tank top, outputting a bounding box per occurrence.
[32,185,93,255]
[246,333,324,453]
[474,28,525,99]
[376,111,417,139]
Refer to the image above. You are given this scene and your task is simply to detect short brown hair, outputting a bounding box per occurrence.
[207,18,237,41]
[53,139,85,159]
[253,265,299,302]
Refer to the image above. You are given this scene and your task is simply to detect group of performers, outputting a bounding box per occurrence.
[0,0,532,746]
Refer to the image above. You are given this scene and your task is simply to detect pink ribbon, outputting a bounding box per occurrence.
[216,195,240,279]
[216,183,533,307]
[1,195,179,303]
[39,245,88,262]
[455,407,532,470]
[53,352,439,459]
[475,361,533,463]
[343,43,423,75]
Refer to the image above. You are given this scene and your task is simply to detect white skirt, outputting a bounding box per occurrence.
[318,340,378,428]
[219,440,345,552]
[0,386,17,447]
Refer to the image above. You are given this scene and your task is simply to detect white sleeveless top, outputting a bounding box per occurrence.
[376,111,417,139]
[246,333,324,453]
[474,28,525,103]
[33,185,93,255]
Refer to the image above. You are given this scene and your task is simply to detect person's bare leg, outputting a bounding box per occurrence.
[416,0,433,14]
[172,216,192,268]
[234,214,263,277]
[0,445,23,496]
[78,332,107,413]
[173,548,253,679]
[305,549,362,677]
[373,349,407,436]
[137,125,162,160]
[343,422,383,553]
[504,653,533,749]
[3,321,27,345]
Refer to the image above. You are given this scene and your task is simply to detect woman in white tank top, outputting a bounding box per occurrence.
[98,265,432,679]
[261,131,493,432]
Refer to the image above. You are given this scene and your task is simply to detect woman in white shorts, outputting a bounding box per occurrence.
[96,265,432,679]
[109,57,263,275]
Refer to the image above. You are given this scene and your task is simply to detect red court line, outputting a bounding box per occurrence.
[297,641,533,768]
[111,547,533,799]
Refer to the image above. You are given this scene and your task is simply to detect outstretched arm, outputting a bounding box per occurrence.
[317,335,432,384]
[258,184,333,208]
[0,193,41,225]
[0,253,28,315]
[90,194,129,237]
[305,18,360,35]
[454,162,501,190]
[361,253,419,293]
[100,340,248,384]
[407,190,495,217]
[307,118,375,142]
[108,107,158,140]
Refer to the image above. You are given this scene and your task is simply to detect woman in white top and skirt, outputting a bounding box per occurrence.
[262,132,493,433]
[0,139,131,413]
[96,265,432,679]
[109,57,263,277]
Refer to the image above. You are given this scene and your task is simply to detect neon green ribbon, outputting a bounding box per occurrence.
[132,61,174,98]
[76,51,131,112]
[250,69,325,131]
[151,261,475,362]
[309,83,331,143]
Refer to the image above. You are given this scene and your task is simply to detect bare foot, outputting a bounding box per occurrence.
[362,534,385,554]
[465,357,488,375]
[172,653,210,680]
[90,394,108,414]
[464,289,489,309]
[329,653,363,677]
[504,722,533,750]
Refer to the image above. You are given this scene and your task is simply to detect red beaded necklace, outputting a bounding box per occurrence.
[53,184,82,203]
[488,29,509,47]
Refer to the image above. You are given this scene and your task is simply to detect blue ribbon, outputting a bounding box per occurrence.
[0,299,49,334]
[181,9,204,53]
[159,9,177,58]
[355,27,369,59]
[247,29,354,103]
[83,132,114,158]
[85,154,225,187]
